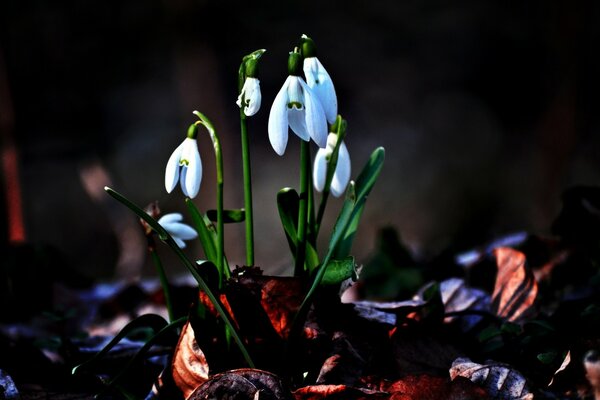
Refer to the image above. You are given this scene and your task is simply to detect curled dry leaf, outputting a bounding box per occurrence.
[341,278,489,329]
[450,357,533,400]
[492,248,538,322]
[171,321,209,399]
[188,368,293,400]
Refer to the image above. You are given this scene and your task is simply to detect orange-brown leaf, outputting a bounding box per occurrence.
[492,248,538,322]
[171,321,209,399]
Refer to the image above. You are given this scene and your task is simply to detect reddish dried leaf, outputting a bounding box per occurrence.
[293,384,386,399]
[199,291,239,329]
[387,375,487,400]
[260,277,304,339]
[171,321,209,399]
[492,248,538,322]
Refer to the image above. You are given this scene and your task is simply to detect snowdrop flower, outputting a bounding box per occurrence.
[268,50,327,156]
[313,133,351,197]
[165,125,202,198]
[158,213,197,249]
[236,77,261,116]
[301,34,337,124]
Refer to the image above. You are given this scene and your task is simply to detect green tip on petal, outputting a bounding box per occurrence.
[187,123,199,139]
[287,50,303,76]
[300,34,317,58]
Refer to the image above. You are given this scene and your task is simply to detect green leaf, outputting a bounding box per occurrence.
[72,314,169,375]
[320,256,355,285]
[334,147,385,258]
[478,325,502,342]
[207,209,245,223]
[292,148,385,347]
[277,187,300,252]
[276,188,320,270]
[105,187,253,367]
[186,199,218,266]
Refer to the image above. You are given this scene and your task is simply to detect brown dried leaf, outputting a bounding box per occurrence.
[293,384,386,399]
[450,357,533,399]
[491,248,538,322]
[171,321,209,399]
[188,368,293,400]
[259,277,304,339]
[387,375,487,400]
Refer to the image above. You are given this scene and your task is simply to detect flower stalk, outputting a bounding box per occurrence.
[294,139,311,276]
[237,49,265,266]
[192,111,229,285]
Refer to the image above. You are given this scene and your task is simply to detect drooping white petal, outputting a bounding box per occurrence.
[304,57,338,124]
[288,107,310,141]
[299,79,327,148]
[268,76,292,155]
[172,236,186,249]
[313,147,329,192]
[179,166,190,197]
[330,141,351,197]
[237,77,261,117]
[181,138,202,199]
[158,213,183,225]
[165,141,185,193]
[164,222,198,240]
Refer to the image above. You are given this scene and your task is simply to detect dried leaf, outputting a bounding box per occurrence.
[491,248,538,322]
[189,369,293,400]
[293,384,386,399]
[0,369,19,400]
[259,276,304,339]
[171,321,209,399]
[387,375,487,400]
[548,350,571,386]
[450,357,533,399]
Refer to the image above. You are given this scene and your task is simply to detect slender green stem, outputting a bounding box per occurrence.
[294,140,310,276]
[104,187,254,368]
[193,111,229,286]
[149,245,175,322]
[239,113,254,266]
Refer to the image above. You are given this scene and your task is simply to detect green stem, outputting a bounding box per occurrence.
[104,187,254,368]
[294,140,310,276]
[193,111,229,286]
[239,113,254,266]
[149,245,175,322]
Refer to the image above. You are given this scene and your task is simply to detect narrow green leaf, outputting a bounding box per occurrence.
[277,187,300,253]
[72,314,168,375]
[293,148,385,339]
[320,256,355,285]
[207,209,245,223]
[334,147,385,258]
[104,187,253,367]
[276,187,320,270]
[186,199,218,265]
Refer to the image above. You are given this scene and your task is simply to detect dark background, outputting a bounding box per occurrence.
[1,0,599,281]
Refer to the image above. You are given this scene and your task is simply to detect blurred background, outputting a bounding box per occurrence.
[1,0,600,282]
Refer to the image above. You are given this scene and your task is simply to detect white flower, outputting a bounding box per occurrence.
[158,213,197,248]
[303,56,337,124]
[236,77,261,116]
[268,75,328,156]
[313,133,351,197]
[165,137,202,198]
